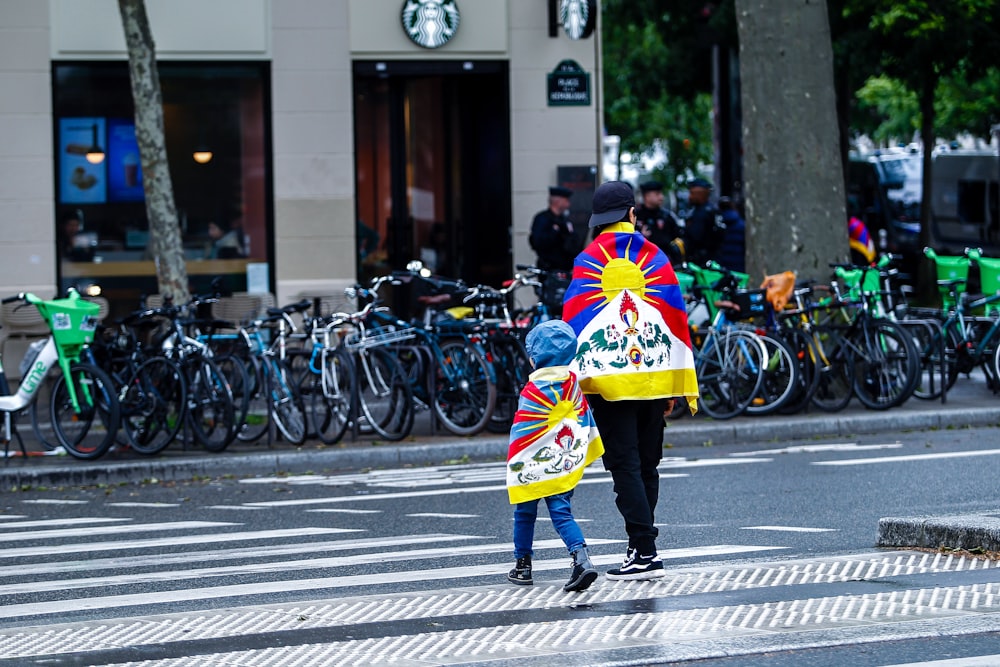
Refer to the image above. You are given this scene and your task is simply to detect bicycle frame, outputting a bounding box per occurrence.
[0,336,61,413]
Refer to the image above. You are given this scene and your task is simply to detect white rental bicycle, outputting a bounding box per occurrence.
[0,288,120,460]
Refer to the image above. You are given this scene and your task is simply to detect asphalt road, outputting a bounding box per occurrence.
[1,424,998,665]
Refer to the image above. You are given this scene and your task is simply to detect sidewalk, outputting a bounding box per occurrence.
[3,371,999,551]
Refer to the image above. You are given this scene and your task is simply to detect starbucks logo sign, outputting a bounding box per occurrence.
[401,0,460,49]
[560,0,596,40]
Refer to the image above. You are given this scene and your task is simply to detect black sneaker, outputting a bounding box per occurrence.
[507,555,532,585]
[606,547,665,580]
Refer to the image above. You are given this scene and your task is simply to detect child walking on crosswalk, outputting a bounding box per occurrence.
[505,319,605,592]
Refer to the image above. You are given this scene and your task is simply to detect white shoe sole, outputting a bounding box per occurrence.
[605,568,665,581]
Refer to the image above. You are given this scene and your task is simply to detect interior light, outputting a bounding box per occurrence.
[85,123,105,164]
[192,149,213,164]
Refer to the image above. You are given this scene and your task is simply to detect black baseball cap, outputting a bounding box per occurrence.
[688,177,713,190]
[639,180,663,193]
[549,186,573,198]
[589,181,636,228]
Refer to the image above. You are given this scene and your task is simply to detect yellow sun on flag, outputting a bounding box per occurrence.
[545,399,577,431]
[580,237,661,307]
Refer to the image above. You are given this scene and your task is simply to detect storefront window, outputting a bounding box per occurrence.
[52,63,271,313]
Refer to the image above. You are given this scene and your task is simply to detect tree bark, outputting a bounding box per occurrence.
[735,0,849,283]
[118,0,189,304]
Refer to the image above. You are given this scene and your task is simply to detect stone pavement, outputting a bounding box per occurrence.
[3,369,1000,552]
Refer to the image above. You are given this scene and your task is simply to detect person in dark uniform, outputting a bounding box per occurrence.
[681,177,726,267]
[635,180,685,265]
[715,196,746,273]
[529,186,581,272]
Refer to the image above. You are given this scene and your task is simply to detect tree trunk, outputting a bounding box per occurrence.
[118,0,189,304]
[735,0,849,284]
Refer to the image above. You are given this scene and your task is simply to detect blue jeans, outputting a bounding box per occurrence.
[512,490,586,558]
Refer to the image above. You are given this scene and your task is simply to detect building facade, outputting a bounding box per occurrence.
[0,0,603,318]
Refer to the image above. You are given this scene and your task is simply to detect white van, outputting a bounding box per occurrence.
[930,150,1000,255]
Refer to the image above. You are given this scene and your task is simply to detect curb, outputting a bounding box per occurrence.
[877,513,1000,552]
[5,405,1000,489]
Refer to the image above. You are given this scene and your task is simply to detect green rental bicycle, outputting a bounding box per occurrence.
[0,288,120,459]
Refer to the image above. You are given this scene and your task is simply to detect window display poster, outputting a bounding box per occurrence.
[107,118,144,202]
[59,117,107,205]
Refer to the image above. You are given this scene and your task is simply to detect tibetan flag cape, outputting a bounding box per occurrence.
[506,370,604,505]
[563,223,698,406]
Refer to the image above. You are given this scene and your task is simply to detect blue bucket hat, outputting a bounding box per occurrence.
[525,319,578,368]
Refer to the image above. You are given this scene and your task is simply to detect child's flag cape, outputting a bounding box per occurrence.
[506,373,604,504]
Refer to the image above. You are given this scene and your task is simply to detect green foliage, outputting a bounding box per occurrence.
[855,75,919,144]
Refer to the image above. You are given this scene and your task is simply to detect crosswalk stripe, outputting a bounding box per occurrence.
[881,657,1000,667]
[0,543,777,620]
[813,449,1000,466]
[0,527,357,559]
[0,521,236,543]
[6,534,487,576]
[0,538,625,596]
[243,473,687,508]
[741,525,838,533]
[0,517,129,530]
[741,443,902,455]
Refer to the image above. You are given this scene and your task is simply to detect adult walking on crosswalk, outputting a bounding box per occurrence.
[562,181,699,580]
[506,319,605,592]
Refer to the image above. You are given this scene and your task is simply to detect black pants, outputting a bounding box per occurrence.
[588,394,668,555]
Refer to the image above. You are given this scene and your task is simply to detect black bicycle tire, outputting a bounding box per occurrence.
[309,347,355,445]
[185,356,236,452]
[355,348,414,441]
[49,362,121,460]
[433,340,496,436]
[744,332,799,416]
[852,319,919,410]
[485,334,531,434]
[236,354,270,443]
[121,356,187,455]
[269,359,307,444]
[696,329,765,420]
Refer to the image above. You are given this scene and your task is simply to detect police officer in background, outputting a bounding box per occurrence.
[635,180,685,265]
[529,186,581,272]
[681,177,726,267]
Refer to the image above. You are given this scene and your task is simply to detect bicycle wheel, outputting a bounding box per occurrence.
[214,353,251,433]
[185,356,236,452]
[356,348,414,441]
[121,356,186,455]
[696,329,766,420]
[776,327,821,415]
[852,319,919,410]
[30,372,62,451]
[268,359,307,444]
[744,332,799,416]
[309,347,355,445]
[433,340,497,436]
[910,320,957,400]
[811,334,855,413]
[236,355,270,443]
[485,335,531,434]
[49,362,120,460]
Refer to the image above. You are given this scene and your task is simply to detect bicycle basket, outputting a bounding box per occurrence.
[835,267,881,301]
[32,293,99,359]
[729,288,767,319]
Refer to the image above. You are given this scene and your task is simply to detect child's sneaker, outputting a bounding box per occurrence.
[507,554,532,585]
[563,547,598,592]
[606,547,665,580]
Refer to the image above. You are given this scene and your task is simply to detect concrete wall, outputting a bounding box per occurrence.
[0,1,56,297]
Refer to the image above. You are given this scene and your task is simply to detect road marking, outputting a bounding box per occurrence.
[243,474,687,508]
[0,527,356,559]
[882,656,1000,667]
[813,449,1000,466]
[0,543,777,620]
[0,521,236,543]
[0,538,626,596]
[204,505,268,510]
[306,508,382,514]
[661,457,772,467]
[9,534,487,576]
[106,502,181,508]
[0,515,25,520]
[407,513,478,518]
[20,499,89,505]
[740,443,903,455]
[0,517,129,530]
[741,526,838,533]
